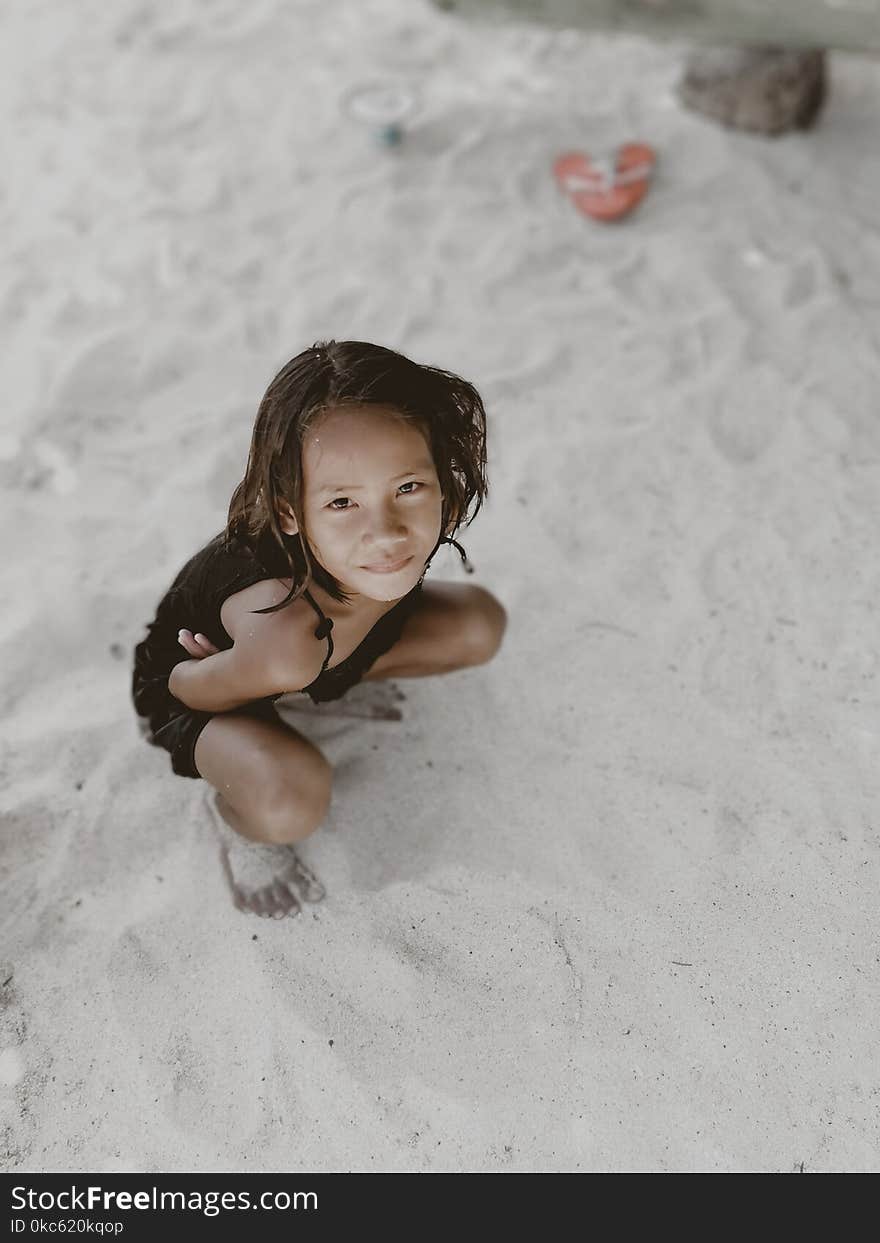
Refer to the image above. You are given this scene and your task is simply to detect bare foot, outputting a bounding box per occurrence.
[202,789,326,919]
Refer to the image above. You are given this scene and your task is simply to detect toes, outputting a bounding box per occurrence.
[270,882,301,919]
[243,883,301,919]
[247,889,273,918]
[286,855,326,903]
[219,840,312,919]
[232,884,258,915]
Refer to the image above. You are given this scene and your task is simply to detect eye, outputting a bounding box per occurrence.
[326,482,424,511]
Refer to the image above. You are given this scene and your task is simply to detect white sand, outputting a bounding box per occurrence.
[2,0,879,1173]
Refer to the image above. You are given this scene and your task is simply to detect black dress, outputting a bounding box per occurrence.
[131,528,425,780]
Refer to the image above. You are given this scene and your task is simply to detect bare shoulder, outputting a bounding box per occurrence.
[221,578,325,692]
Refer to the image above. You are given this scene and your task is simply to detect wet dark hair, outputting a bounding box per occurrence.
[224,340,489,615]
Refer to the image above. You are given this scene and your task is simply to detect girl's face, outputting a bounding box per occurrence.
[280,404,445,605]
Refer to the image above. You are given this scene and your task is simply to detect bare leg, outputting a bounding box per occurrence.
[361,582,505,681]
[194,713,331,919]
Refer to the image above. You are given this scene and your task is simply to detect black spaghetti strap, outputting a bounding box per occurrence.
[444,535,474,574]
[302,588,334,673]
[418,533,474,585]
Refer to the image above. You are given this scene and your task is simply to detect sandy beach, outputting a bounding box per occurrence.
[1,0,879,1172]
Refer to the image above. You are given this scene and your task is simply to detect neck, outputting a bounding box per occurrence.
[306,576,406,624]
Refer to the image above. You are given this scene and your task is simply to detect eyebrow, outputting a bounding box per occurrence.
[316,465,434,496]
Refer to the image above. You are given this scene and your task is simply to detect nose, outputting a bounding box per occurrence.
[364,503,409,552]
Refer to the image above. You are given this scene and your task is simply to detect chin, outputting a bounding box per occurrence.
[357,562,421,601]
[367,587,404,604]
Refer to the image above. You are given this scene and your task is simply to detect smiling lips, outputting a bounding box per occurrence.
[361,555,413,573]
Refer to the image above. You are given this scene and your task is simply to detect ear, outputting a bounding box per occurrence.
[278,502,299,537]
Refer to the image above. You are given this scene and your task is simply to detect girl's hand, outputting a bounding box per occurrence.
[177,629,220,659]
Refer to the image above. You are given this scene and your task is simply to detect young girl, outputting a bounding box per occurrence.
[131,341,507,919]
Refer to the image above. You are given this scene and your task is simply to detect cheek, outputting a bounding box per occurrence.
[312,520,343,552]
[301,513,337,555]
[419,495,442,530]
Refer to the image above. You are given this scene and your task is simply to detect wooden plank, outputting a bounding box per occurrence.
[430,0,880,53]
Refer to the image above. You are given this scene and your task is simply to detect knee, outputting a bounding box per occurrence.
[465,589,507,666]
[255,754,333,845]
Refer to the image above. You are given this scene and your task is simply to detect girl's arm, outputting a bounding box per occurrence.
[168,650,266,713]
[168,628,321,713]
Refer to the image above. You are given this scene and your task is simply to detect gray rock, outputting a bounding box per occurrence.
[677,46,827,135]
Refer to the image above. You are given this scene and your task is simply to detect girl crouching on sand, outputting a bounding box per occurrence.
[131,341,506,918]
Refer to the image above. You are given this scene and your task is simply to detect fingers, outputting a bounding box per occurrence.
[177,629,220,657]
[177,629,201,656]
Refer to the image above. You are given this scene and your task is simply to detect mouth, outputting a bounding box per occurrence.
[361,555,414,574]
